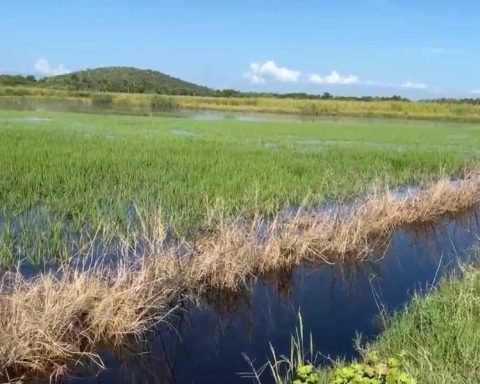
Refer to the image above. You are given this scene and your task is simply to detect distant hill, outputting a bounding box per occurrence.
[38,66,215,96]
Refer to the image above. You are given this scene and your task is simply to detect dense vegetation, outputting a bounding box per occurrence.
[421,97,480,105]
[38,66,215,95]
[2,87,480,121]
[365,267,480,384]
[0,74,37,87]
[0,70,408,100]
[0,109,478,265]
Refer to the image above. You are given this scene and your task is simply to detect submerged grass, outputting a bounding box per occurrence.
[1,109,479,265]
[1,174,480,380]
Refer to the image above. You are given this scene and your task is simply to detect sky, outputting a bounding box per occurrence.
[1,0,479,99]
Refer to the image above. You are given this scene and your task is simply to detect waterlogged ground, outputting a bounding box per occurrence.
[36,206,477,384]
[1,107,480,382]
[1,108,480,266]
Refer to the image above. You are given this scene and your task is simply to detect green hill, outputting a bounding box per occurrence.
[39,66,214,96]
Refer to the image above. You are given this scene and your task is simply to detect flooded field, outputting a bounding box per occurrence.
[43,207,479,384]
[2,96,476,125]
[3,2,480,382]
[1,108,480,383]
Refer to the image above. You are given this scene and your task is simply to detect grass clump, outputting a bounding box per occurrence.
[0,257,180,380]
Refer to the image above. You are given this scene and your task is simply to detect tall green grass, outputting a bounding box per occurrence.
[0,109,478,266]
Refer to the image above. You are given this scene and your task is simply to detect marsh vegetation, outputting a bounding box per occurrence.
[1,110,479,267]
[1,107,480,382]
[2,86,480,121]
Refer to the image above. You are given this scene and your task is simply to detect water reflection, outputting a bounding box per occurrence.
[31,206,480,384]
[0,97,417,124]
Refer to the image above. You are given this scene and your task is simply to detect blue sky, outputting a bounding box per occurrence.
[1,0,479,98]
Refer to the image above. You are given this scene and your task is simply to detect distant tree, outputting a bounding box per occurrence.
[321,92,333,100]
[216,89,241,97]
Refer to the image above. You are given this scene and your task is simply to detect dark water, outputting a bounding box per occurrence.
[44,208,480,384]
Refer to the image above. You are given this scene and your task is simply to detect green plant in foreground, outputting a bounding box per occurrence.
[294,364,321,384]
[329,351,415,384]
[260,311,417,384]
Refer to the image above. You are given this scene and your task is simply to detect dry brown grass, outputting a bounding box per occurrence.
[187,172,480,290]
[1,172,480,380]
[0,258,179,381]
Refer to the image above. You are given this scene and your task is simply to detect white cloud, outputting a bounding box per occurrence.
[244,61,429,92]
[34,58,70,77]
[245,60,301,84]
[470,89,480,95]
[308,70,359,85]
[401,81,428,90]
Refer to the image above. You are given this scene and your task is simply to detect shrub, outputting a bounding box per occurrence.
[150,95,178,111]
[91,93,113,107]
[3,88,32,96]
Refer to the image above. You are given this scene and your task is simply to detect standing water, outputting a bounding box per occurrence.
[43,207,480,384]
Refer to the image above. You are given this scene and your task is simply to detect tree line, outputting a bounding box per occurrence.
[2,69,480,104]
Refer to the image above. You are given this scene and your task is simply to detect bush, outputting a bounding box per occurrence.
[91,93,113,107]
[150,95,178,111]
[68,90,92,98]
[3,88,32,97]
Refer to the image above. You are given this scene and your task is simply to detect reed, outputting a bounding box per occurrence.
[2,87,480,121]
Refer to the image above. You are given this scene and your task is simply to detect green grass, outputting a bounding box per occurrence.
[0,109,479,265]
[365,266,480,384]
